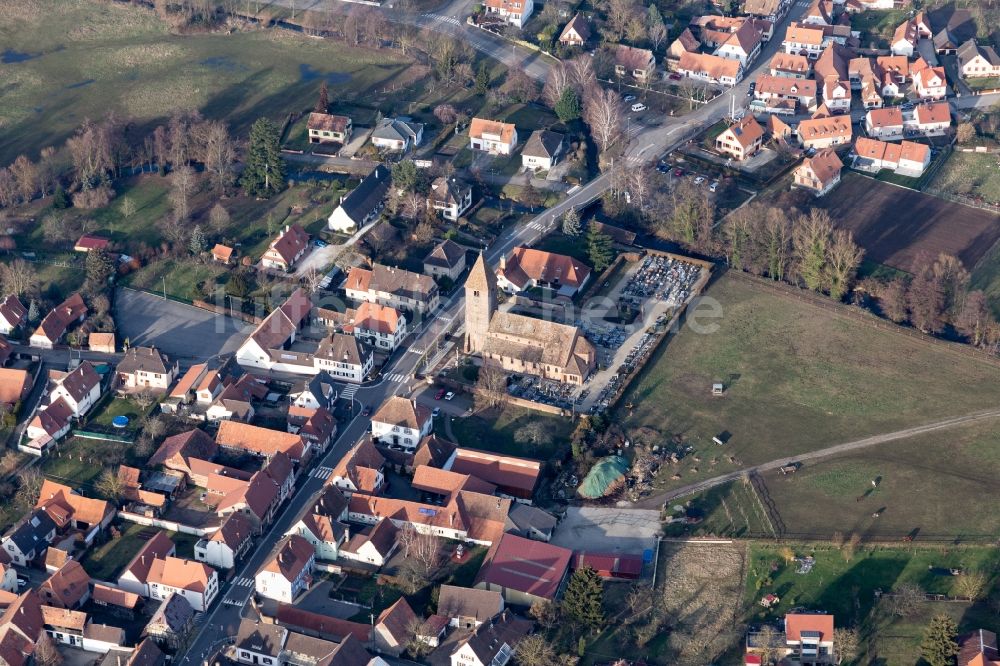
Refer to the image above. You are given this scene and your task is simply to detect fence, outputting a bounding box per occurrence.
[73,429,135,444]
[117,511,216,537]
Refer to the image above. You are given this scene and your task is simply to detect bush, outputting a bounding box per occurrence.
[72,185,114,209]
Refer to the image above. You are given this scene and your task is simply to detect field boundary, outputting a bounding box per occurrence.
[726,270,1000,369]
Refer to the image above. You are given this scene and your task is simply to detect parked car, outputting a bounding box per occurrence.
[432,407,441,417]
[673,168,684,177]
[361,405,371,416]
[709,181,719,193]
[434,388,446,400]
[631,102,647,112]
[313,239,328,248]
[444,391,455,401]
[656,164,670,173]
[16,578,27,590]
[694,176,706,185]
[623,94,636,102]
[668,73,682,80]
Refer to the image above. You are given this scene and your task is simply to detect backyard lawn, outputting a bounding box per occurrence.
[88,397,155,428]
[623,275,1000,494]
[41,435,142,490]
[80,522,203,581]
[449,405,574,460]
[930,151,1000,205]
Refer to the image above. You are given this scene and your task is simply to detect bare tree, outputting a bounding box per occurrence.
[648,21,668,51]
[34,633,63,666]
[884,582,925,617]
[199,120,237,193]
[96,467,126,502]
[956,290,991,346]
[15,467,43,511]
[529,599,559,630]
[0,259,38,298]
[514,634,557,666]
[474,361,510,412]
[584,88,624,154]
[908,260,945,333]
[434,104,458,125]
[834,628,859,664]
[825,229,864,301]
[543,63,572,108]
[169,165,199,222]
[10,155,38,204]
[754,625,783,665]
[209,202,231,234]
[120,195,137,222]
[955,571,989,600]
[403,616,434,659]
[568,55,596,92]
[880,278,909,323]
[604,0,638,41]
[66,118,115,188]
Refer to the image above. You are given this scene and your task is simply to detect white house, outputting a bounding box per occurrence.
[783,23,825,59]
[353,302,407,352]
[521,130,566,171]
[261,225,309,272]
[913,65,947,99]
[0,295,27,336]
[194,512,254,570]
[313,334,374,383]
[448,612,532,666]
[146,556,219,612]
[714,21,763,67]
[370,118,424,153]
[423,239,467,282]
[289,371,338,411]
[254,535,315,603]
[30,293,87,349]
[865,107,904,140]
[483,0,533,28]
[117,532,177,597]
[428,178,473,221]
[469,118,517,155]
[2,509,57,566]
[370,396,432,452]
[115,346,177,391]
[328,165,390,234]
[337,519,398,567]
[286,487,349,562]
[50,361,103,417]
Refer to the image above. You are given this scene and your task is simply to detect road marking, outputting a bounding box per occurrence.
[311,466,334,480]
[340,385,358,400]
[384,373,408,383]
[232,576,254,587]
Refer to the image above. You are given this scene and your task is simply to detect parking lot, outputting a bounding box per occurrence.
[550,506,661,555]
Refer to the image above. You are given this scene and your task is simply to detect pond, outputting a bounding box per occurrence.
[1,49,39,64]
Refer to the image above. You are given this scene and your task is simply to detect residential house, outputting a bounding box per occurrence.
[446,448,542,503]
[88,332,115,353]
[116,346,177,391]
[234,621,287,666]
[344,263,440,314]
[496,246,591,297]
[474,533,572,606]
[468,118,518,155]
[796,115,851,148]
[742,0,790,21]
[337,518,398,567]
[793,148,843,196]
[783,23,825,59]
[211,244,234,264]
[521,130,566,171]
[373,597,416,656]
[957,39,1000,79]
[91,585,142,618]
[328,439,386,497]
[290,372,338,411]
[328,165,391,233]
[205,373,266,423]
[411,465,496,503]
[39,561,90,609]
[423,239,468,281]
[313,333,374,383]
[769,52,811,78]
[438,585,504,629]
[0,295,27,335]
[41,606,88,649]
[23,397,74,453]
[800,0,833,25]
[505,503,558,542]
[0,368,31,407]
[427,178,473,222]
[254,535,315,603]
[865,107,904,140]
[715,115,765,160]
[370,396,432,452]
[891,17,919,57]
[143,593,195,652]
[614,45,656,82]
[262,224,309,272]
[233,619,376,666]
[287,407,337,454]
[286,487,349,562]
[448,611,532,666]
[715,21,764,67]
[574,552,644,579]
[147,428,218,485]
[957,628,1000,666]
[913,64,948,99]
[753,74,817,112]
[195,512,254,570]
[346,490,509,546]
[47,361,102,417]
[370,118,424,153]
[666,28,700,70]
[352,302,407,352]
[146,557,219,612]
[235,289,312,372]
[117,532,177,597]
[676,51,743,85]
[210,465,284,532]
[216,420,307,463]
[307,113,352,145]
[854,138,933,177]
[82,623,127,655]
[30,293,87,349]
[2,509,57,565]
[36,479,115,542]
[783,612,836,664]
[558,14,590,47]
[483,0,533,28]
[903,101,951,136]
[272,604,370,643]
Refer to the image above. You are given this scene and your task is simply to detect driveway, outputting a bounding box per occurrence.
[114,289,249,362]
[550,507,661,554]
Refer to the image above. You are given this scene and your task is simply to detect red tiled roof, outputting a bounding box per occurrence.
[785,612,834,642]
[499,246,591,291]
[476,533,572,600]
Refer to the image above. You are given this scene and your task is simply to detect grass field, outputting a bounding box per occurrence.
[666,418,1000,541]
[449,405,575,460]
[622,274,1000,495]
[80,522,201,581]
[41,435,143,490]
[745,543,1000,626]
[0,1,418,164]
[819,172,1000,273]
[931,151,1000,205]
[850,9,910,48]
[868,600,998,665]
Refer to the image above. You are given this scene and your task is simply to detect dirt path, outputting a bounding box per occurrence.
[635,407,1000,508]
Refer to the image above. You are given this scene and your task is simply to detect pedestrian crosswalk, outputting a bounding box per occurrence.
[232,576,254,587]
[527,219,551,231]
[795,0,809,6]
[340,385,358,400]
[383,373,408,383]
[422,12,462,25]
[311,466,334,480]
